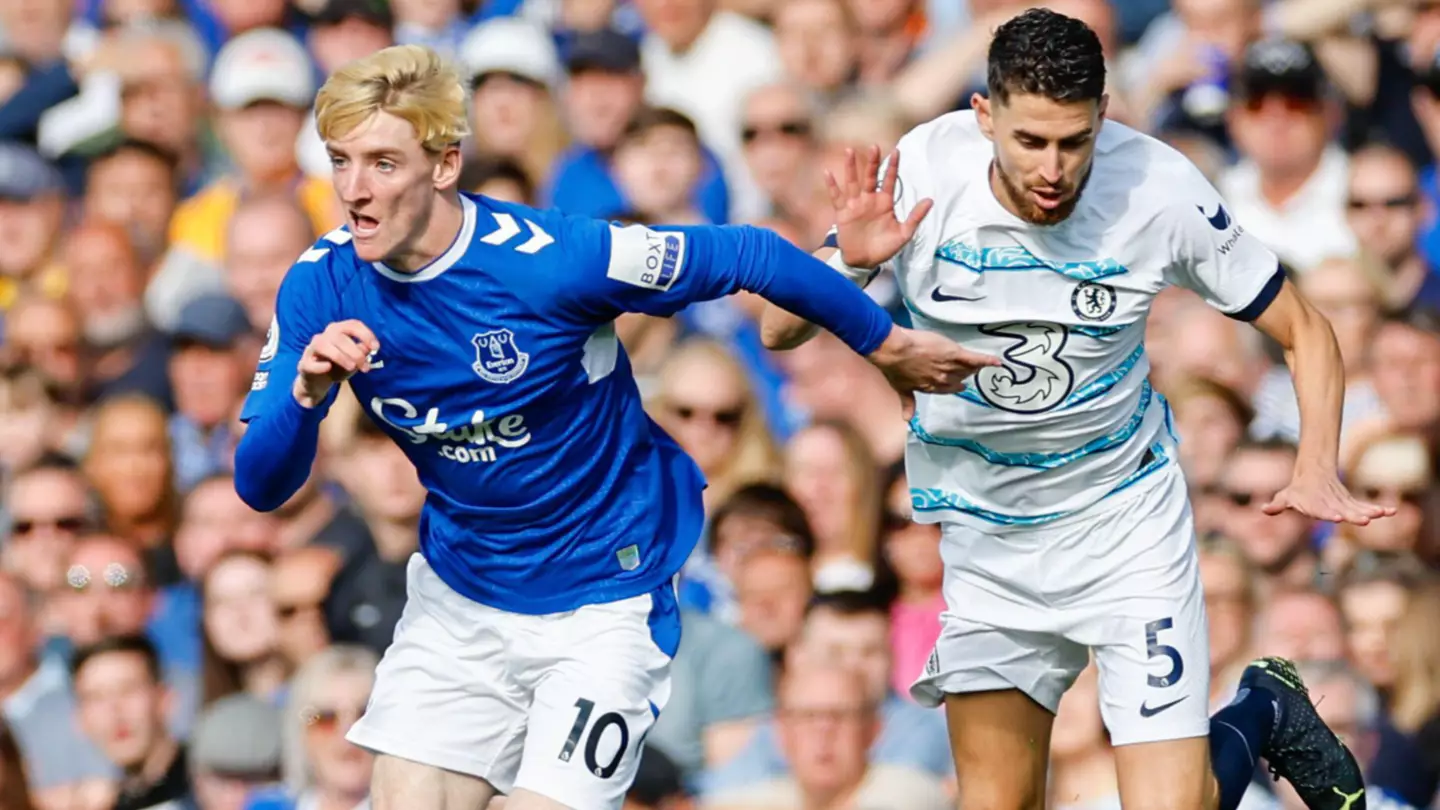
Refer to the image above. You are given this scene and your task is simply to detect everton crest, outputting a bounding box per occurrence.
[472,329,529,384]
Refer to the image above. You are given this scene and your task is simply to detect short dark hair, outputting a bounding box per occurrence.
[459,155,535,202]
[70,634,163,684]
[617,106,701,150]
[805,589,889,622]
[89,138,180,176]
[986,8,1106,105]
[709,484,816,561]
[1380,305,1440,338]
[1232,436,1300,460]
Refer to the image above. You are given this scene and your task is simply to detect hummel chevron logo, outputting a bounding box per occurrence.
[1198,204,1232,231]
[481,213,554,255]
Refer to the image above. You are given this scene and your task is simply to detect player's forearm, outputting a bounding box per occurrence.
[726,228,893,356]
[234,393,326,512]
[1284,308,1346,474]
[759,247,840,350]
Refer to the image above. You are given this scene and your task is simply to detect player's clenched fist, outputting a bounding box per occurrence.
[867,326,1001,418]
[293,320,380,408]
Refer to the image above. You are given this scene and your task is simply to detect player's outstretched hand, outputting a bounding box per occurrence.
[868,326,1001,419]
[1262,472,1396,526]
[828,144,934,270]
[293,319,380,408]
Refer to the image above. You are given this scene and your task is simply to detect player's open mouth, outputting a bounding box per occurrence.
[351,212,381,237]
[1031,189,1065,210]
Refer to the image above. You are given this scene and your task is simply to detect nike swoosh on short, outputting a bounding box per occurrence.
[1139,696,1189,718]
[930,288,984,303]
[1197,204,1231,231]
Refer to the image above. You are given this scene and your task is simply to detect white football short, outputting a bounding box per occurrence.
[910,461,1210,746]
[347,554,680,808]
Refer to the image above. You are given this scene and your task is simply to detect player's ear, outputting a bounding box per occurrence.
[432,143,463,190]
[1097,94,1110,124]
[973,94,994,139]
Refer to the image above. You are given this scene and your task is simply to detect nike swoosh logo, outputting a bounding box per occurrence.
[1139,696,1189,718]
[1197,204,1231,231]
[930,288,984,303]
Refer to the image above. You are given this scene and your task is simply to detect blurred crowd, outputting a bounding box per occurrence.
[1,0,1440,809]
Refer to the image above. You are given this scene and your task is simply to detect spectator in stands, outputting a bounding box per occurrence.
[708,592,951,794]
[199,551,284,707]
[3,458,94,621]
[772,333,906,464]
[1254,589,1346,662]
[681,484,813,620]
[0,572,114,807]
[166,294,254,492]
[0,368,71,478]
[613,107,710,225]
[73,635,191,810]
[772,0,859,103]
[1337,554,1426,695]
[738,82,820,224]
[1328,432,1432,572]
[871,463,943,700]
[1047,663,1118,810]
[1216,439,1320,594]
[390,0,468,61]
[1166,378,1252,521]
[324,417,424,654]
[702,664,950,809]
[1344,144,1440,311]
[223,194,318,336]
[3,297,84,401]
[81,139,180,271]
[206,0,288,44]
[174,476,280,584]
[459,17,567,187]
[1198,537,1258,705]
[635,0,783,222]
[187,694,284,810]
[1365,309,1440,439]
[105,23,209,195]
[1221,38,1356,271]
[460,155,534,204]
[151,28,331,331]
[1289,258,1388,436]
[62,219,172,406]
[784,420,880,592]
[276,645,377,810]
[270,547,340,672]
[653,340,780,512]
[1368,582,1440,807]
[82,396,180,575]
[734,536,813,657]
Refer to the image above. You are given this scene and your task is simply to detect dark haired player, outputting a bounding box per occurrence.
[764,9,1382,810]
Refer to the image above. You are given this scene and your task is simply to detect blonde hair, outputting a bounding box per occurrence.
[1388,582,1440,732]
[315,44,471,153]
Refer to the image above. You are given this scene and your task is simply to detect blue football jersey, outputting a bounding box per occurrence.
[238,193,896,614]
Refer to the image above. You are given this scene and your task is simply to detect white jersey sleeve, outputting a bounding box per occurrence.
[1162,161,1285,320]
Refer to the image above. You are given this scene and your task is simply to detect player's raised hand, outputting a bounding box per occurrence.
[293,320,380,408]
[867,326,1001,419]
[1262,472,1396,526]
[827,145,934,270]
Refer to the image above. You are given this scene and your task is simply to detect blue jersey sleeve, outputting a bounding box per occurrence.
[233,239,342,511]
[555,217,894,357]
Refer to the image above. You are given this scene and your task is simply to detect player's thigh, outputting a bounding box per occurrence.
[347,555,531,793]
[372,753,499,810]
[503,790,574,810]
[945,689,1056,810]
[1114,737,1217,810]
[514,582,680,810]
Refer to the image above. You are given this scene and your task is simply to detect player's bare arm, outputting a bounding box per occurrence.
[293,319,380,408]
[760,144,932,351]
[1251,280,1395,525]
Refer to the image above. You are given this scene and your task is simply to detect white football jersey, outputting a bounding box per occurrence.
[867,111,1282,529]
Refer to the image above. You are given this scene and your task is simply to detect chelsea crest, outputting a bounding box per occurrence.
[472,329,530,384]
[1071,281,1117,322]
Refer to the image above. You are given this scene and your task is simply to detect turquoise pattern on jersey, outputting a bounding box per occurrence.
[934,240,1128,281]
[914,379,1154,467]
[910,439,1171,525]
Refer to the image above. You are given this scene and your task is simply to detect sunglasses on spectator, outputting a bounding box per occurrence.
[304,704,367,734]
[667,402,745,428]
[1223,489,1278,509]
[276,599,324,620]
[742,120,812,143]
[1346,194,1418,211]
[1357,486,1425,506]
[11,516,86,535]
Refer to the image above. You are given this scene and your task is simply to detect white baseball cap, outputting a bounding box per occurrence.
[210,28,316,111]
[459,18,562,92]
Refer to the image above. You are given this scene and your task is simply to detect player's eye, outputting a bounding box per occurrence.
[377,160,396,172]
[329,155,348,169]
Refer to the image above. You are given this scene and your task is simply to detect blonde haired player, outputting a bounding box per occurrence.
[234,44,994,810]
